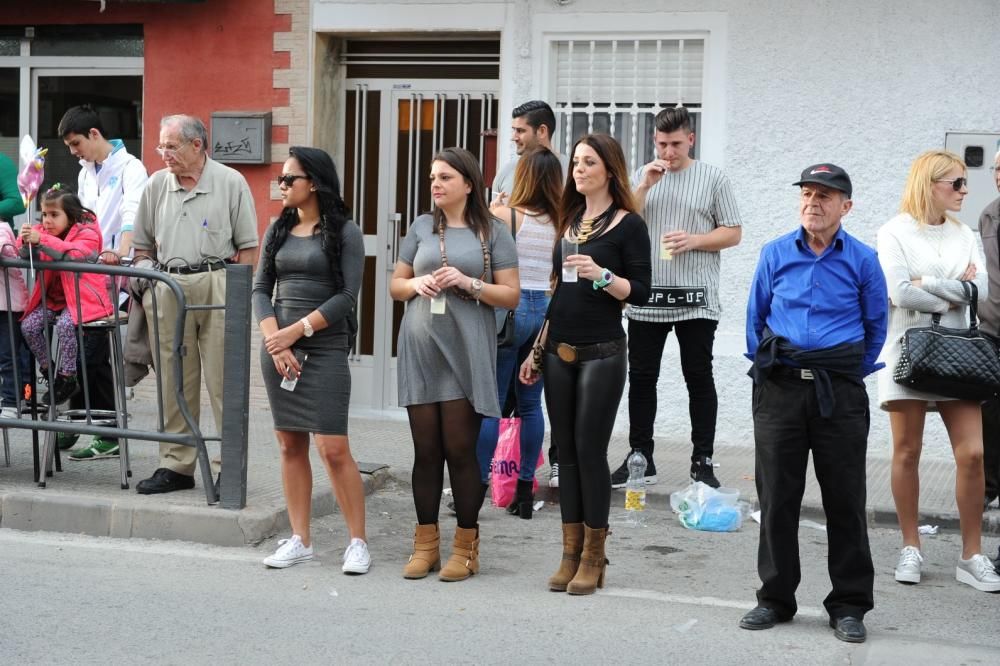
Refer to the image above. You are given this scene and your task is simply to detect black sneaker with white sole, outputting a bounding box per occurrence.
[691,455,721,488]
[610,450,657,489]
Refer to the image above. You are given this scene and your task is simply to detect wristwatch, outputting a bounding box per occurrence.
[593,268,616,290]
[470,278,485,301]
[300,317,314,337]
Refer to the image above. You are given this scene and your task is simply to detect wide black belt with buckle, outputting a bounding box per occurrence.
[545,338,624,364]
[770,365,815,381]
[645,286,707,308]
[163,260,228,275]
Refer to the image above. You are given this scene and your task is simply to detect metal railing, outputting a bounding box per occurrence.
[0,249,251,509]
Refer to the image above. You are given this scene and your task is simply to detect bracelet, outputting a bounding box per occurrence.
[531,343,544,373]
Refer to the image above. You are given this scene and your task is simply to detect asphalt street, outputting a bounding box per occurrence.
[2,480,998,665]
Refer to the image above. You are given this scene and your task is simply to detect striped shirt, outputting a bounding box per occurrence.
[514,210,556,291]
[625,160,742,323]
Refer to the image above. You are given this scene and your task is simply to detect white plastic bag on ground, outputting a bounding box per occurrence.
[669,481,743,532]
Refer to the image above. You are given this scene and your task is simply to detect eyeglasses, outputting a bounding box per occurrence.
[277,174,309,187]
[991,166,999,174]
[155,141,189,158]
[935,177,968,191]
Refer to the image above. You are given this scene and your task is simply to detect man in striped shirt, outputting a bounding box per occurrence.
[612,106,742,490]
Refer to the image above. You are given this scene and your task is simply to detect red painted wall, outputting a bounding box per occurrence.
[1,0,279,234]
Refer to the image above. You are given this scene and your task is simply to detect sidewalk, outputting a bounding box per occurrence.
[1,374,997,545]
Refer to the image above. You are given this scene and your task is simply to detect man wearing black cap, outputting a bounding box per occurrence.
[740,164,888,644]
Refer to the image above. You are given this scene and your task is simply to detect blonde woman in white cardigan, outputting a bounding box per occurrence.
[876,149,999,593]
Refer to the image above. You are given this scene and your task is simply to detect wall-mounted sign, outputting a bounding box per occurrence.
[210,111,272,164]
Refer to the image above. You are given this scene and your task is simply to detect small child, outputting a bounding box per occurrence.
[17,186,114,405]
[0,221,29,418]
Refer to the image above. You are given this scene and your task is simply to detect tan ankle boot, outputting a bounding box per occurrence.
[402,523,440,579]
[566,525,608,595]
[439,526,480,582]
[548,522,585,591]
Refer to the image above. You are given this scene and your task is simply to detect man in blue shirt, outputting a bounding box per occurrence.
[739,164,888,644]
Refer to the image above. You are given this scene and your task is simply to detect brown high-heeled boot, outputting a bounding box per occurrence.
[402,523,440,579]
[439,525,480,582]
[566,525,609,595]
[548,522,584,591]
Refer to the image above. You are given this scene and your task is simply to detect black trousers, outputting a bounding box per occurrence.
[627,318,718,460]
[752,372,874,620]
[981,397,1000,501]
[69,329,117,443]
[543,343,627,527]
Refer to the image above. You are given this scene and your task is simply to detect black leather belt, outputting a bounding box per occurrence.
[163,260,228,275]
[770,365,815,381]
[546,338,624,364]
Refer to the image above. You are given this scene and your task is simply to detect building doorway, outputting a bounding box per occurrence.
[334,36,500,409]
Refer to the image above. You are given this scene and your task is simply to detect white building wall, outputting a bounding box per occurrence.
[314,0,1000,460]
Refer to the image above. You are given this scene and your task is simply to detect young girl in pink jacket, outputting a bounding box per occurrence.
[18,186,114,405]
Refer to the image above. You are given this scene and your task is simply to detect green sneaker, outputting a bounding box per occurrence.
[57,433,79,450]
[68,437,120,461]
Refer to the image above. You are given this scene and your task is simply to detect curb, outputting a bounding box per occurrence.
[0,466,392,547]
[537,486,1000,536]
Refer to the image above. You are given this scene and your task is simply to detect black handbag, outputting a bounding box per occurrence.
[893,282,1000,400]
[495,209,517,347]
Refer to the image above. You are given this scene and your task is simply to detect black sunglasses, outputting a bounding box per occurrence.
[935,177,968,191]
[278,174,309,187]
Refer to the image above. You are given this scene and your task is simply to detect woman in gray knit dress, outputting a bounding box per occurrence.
[390,147,519,582]
[253,147,369,574]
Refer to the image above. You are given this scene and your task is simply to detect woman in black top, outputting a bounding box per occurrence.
[520,133,651,595]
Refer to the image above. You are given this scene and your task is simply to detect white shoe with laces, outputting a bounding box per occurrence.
[548,463,559,488]
[956,554,1000,592]
[894,546,924,584]
[263,535,313,569]
[342,538,371,575]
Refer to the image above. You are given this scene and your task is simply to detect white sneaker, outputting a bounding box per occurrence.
[0,406,17,419]
[894,546,924,584]
[956,554,1000,592]
[342,538,371,575]
[548,463,559,488]
[263,535,313,568]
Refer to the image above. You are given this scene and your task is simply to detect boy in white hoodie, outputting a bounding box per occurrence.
[56,105,149,459]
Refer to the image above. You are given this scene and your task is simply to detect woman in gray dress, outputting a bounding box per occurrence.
[253,147,370,575]
[390,147,519,582]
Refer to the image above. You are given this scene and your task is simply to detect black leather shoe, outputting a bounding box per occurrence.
[829,616,866,643]
[136,467,195,495]
[739,606,787,630]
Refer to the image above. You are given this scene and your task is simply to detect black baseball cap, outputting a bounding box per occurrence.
[793,163,852,199]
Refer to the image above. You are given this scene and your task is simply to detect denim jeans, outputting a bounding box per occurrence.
[0,310,32,408]
[476,289,549,483]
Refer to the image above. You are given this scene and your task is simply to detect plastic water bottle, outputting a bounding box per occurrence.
[624,449,647,526]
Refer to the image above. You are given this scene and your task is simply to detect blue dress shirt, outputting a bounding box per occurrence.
[746,225,889,376]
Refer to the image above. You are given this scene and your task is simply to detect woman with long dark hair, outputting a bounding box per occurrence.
[390,147,519,582]
[521,133,651,594]
[252,146,369,574]
[475,147,562,518]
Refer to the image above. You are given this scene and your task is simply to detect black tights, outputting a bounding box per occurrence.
[543,346,627,528]
[408,398,484,529]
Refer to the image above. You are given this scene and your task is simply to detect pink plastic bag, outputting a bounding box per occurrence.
[490,417,544,508]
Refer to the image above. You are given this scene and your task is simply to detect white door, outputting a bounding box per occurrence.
[341,80,498,409]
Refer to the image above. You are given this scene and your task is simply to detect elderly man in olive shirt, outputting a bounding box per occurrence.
[132,114,259,494]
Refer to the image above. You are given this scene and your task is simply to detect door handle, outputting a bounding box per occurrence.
[387,213,402,269]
